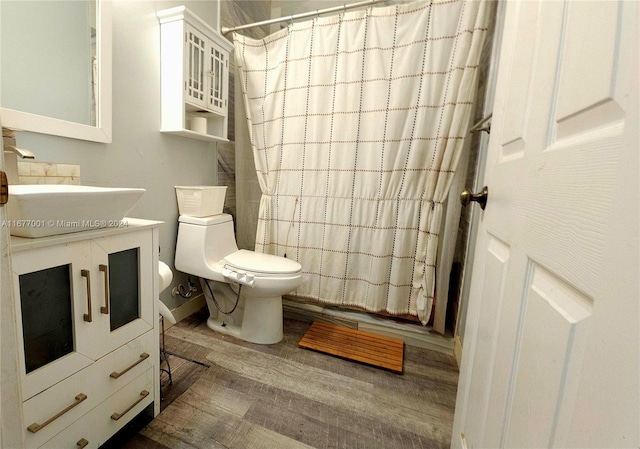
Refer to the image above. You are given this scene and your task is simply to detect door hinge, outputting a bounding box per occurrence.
[0,171,8,205]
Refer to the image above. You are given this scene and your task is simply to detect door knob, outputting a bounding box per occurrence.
[460,186,488,210]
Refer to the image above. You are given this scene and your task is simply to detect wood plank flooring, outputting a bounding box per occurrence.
[112,310,459,449]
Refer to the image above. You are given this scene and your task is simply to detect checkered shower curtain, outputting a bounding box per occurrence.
[235,0,489,325]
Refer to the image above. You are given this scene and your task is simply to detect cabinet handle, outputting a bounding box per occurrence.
[99,264,109,314]
[110,353,150,379]
[81,270,92,322]
[27,393,87,433]
[77,438,89,448]
[110,390,149,421]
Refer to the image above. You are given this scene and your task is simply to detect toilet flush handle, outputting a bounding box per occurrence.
[222,268,255,287]
[222,268,239,283]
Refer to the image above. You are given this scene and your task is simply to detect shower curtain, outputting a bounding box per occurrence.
[235,0,489,325]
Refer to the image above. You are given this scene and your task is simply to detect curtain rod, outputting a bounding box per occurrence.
[221,0,388,35]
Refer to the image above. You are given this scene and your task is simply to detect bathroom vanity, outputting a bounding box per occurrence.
[8,218,160,449]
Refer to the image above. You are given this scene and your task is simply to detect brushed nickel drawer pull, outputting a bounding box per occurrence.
[77,438,89,448]
[81,269,92,322]
[27,393,87,433]
[110,353,150,379]
[99,264,109,314]
[110,390,149,421]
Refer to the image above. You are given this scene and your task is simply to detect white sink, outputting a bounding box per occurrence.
[6,185,146,238]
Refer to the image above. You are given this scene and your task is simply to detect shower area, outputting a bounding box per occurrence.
[219,0,498,348]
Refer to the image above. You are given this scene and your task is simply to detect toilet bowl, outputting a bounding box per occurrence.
[174,214,302,344]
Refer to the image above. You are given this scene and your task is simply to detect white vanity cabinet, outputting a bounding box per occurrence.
[158,5,233,142]
[10,219,160,449]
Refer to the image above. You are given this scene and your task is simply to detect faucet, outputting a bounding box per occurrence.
[3,144,35,185]
[2,128,35,185]
[5,145,35,160]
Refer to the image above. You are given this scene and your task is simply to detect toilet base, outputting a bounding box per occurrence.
[206,294,284,344]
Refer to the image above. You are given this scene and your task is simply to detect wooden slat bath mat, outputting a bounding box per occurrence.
[299,321,404,373]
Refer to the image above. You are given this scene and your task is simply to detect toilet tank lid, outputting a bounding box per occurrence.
[178,214,232,225]
[224,249,302,274]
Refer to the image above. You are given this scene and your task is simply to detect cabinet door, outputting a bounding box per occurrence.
[184,23,207,109]
[12,241,95,400]
[89,230,154,358]
[206,42,227,115]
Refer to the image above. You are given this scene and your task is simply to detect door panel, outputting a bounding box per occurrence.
[505,263,592,448]
[554,2,623,140]
[462,235,511,445]
[498,1,540,162]
[12,242,95,400]
[89,230,154,359]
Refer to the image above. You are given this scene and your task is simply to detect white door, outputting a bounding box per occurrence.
[452,1,639,448]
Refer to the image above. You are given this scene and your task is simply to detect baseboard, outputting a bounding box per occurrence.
[283,299,454,354]
[454,335,463,367]
[163,294,206,330]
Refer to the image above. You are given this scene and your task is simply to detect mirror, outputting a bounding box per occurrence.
[0,0,111,143]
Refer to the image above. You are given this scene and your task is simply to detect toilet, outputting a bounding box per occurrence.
[174,214,302,344]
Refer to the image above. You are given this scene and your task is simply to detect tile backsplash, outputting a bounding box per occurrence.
[17,161,80,185]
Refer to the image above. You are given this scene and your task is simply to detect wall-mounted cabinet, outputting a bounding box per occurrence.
[9,220,160,449]
[157,6,233,142]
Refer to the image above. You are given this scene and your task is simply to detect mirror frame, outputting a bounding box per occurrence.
[0,0,112,143]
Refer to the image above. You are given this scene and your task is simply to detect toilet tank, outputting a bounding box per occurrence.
[175,213,239,280]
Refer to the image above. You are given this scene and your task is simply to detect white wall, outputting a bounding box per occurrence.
[10,1,223,309]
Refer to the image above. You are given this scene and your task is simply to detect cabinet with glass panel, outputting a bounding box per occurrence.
[158,5,233,142]
[10,221,159,449]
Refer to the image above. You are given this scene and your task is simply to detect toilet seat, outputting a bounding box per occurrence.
[223,249,301,276]
[221,250,301,287]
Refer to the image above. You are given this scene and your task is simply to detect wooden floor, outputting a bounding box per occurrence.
[111,310,459,449]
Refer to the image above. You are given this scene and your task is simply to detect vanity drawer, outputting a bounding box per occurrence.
[23,331,156,448]
[94,330,156,398]
[23,363,100,448]
[37,408,102,449]
[39,368,155,449]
